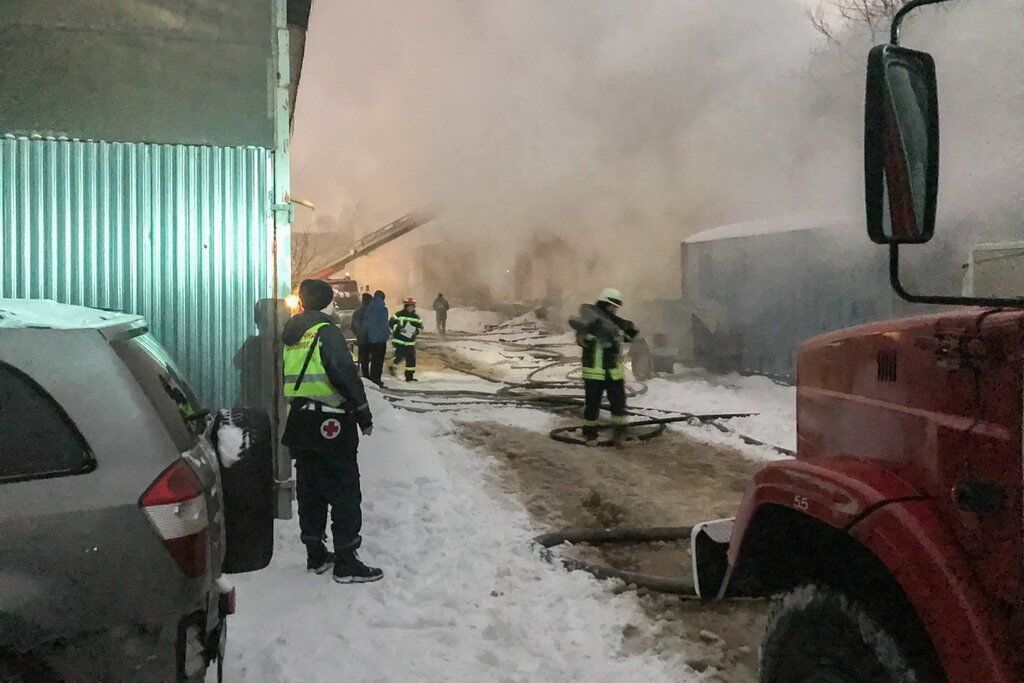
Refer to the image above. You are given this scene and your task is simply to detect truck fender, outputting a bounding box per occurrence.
[726,456,923,568]
[850,498,1020,683]
[714,458,1020,682]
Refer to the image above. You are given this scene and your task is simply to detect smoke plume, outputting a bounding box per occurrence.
[292,0,1022,305]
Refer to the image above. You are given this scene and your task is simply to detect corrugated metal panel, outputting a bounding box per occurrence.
[0,136,274,409]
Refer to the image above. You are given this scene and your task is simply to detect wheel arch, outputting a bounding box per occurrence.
[725,498,1020,683]
[725,503,908,603]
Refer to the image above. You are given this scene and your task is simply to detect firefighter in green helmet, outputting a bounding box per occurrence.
[569,288,639,446]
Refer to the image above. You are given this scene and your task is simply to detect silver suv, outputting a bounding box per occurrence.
[0,300,274,682]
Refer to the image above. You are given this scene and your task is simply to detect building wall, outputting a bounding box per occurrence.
[0,0,276,147]
[0,136,273,408]
[679,224,926,379]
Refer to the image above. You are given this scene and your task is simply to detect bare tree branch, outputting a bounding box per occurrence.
[291,230,318,284]
[809,0,903,44]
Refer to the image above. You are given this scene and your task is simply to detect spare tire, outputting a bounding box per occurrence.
[212,409,274,574]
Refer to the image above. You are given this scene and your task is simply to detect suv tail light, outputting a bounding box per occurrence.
[140,459,209,578]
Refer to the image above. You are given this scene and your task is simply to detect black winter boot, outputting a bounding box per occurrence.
[304,541,335,575]
[332,550,384,584]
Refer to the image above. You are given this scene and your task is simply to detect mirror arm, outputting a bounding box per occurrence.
[891,0,956,45]
[889,243,1024,308]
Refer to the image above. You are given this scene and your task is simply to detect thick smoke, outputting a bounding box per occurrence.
[292,0,1022,305]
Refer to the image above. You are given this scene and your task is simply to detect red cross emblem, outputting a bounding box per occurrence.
[320,418,342,439]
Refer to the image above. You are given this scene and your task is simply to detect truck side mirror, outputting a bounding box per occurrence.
[864,44,939,244]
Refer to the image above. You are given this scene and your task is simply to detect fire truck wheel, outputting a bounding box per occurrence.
[759,584,940,683]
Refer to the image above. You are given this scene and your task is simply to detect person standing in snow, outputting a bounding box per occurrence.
[281,279,383,583]
[389,297,423,381]
[432,293,450,336]
[350,292,374,378]
[362,290,391,386]
[568,288,638,446]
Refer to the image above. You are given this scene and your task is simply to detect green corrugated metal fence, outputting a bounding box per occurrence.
[0,135,274,409]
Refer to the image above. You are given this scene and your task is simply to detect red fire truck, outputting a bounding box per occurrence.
[691,2,1023,680]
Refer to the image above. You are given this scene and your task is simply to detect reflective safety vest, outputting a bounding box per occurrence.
[390,313,422,346]
[580,333,625,381]
[283,322,344,407]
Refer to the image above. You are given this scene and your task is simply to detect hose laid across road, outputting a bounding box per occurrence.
[387,340,795,455]
[531,526,700,597]
[392,336,792,596]
[548,412,757,447]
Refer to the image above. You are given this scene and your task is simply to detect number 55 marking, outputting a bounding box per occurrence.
[793,495,809,511]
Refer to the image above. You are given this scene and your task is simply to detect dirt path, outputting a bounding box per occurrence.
[456,420,771,681]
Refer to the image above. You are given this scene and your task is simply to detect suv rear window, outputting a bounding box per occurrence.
[111,333,205,451]
[0,363,95,484]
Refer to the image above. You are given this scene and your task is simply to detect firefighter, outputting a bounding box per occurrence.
[281,279,383,584]
[389,297,423,381]
[569,288,639,446]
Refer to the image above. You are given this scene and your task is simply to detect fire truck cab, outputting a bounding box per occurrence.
[691,2,1024,681]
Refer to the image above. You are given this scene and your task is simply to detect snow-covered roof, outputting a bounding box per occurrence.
[0,299,144,330]
[683,216,848,244]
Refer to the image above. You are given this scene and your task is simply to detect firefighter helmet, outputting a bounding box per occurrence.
[597,288,623,307]
[404,297,416,306]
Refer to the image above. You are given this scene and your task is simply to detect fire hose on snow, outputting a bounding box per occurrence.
[530,526,700,597]
[381,336,790,596]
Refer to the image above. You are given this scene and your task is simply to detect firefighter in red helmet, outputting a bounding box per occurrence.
[388,297,423,381]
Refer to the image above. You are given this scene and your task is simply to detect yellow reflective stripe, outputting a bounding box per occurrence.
[393,339,416,346]
[282,323,343,406]
[283,373,330,383]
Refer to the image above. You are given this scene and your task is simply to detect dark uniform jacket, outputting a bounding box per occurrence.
[389,310,423,345]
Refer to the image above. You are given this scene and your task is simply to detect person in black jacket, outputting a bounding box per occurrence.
[432,293,450,335]
[281,280,383,584]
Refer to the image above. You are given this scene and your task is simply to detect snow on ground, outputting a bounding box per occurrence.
[223,390,706,682]
[429,314,795,462]
[422,307,506,334]
[385,366,505,394]
[432,339,525,381]
[638,371,796,461]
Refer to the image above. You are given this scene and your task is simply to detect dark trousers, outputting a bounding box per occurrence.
[435,312,447,335]
[582,378,627,440]
[392,344,416,380]
[357,344,371,377]
[294,430,362,553]
[367,342,387,383]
